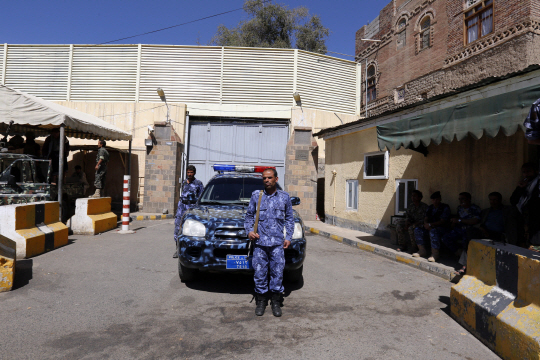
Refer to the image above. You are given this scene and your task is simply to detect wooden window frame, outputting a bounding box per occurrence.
[366,65,377,104]
[419,17,431,51]
[464,0,493,45]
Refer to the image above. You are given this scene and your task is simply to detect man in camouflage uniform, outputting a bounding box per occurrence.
[245,168,294,318]
[90,140,109,198]
[396,190,428,253]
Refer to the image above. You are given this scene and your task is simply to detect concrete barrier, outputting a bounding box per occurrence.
[0,235,16,292]
[0,202,68,259]
[451,239,540,360]
[70,197,117,235]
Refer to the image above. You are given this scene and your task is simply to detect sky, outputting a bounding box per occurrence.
[1,0,388,60]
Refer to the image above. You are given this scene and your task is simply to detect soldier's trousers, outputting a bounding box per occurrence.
[414,226,447,250]
[94,169,107,189]
[253,244,285,294]
[174,201,189,240]
[396,221,417,248]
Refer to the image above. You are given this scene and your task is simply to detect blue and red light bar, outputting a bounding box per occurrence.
[212,164,276,173]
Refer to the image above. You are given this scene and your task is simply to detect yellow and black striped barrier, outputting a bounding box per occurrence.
[0,234,16,292]
[70,197,117,235]
[0,202,68,259]
[451,240,540,359]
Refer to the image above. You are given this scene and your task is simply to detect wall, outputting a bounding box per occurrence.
[1,45,360,116]
[290,107,359,157]
[325,128,530,237]
[55,101,186,206]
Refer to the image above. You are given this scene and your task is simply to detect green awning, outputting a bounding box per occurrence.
[377,83,540,150]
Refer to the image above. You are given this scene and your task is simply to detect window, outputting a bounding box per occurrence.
[397,19,407,49]
[363,151,389,180]
[367,65,376,103]
[346,180,358,210]
[419,17,431,50]
[465,0,493,44]
[395,179,418,215]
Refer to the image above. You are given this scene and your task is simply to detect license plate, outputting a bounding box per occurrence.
[226,255,252,270]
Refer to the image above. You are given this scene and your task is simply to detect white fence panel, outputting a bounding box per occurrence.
[0,45,4,84]
[222,48,294,106]
[139,46,222,103]
[70,46,138,101]
[296,51,357,114]
[4,45,70,100]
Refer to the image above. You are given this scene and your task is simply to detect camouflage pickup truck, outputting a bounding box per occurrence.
[0,153,84,208]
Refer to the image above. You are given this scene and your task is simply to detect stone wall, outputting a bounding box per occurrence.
[284,128,318,221]
[142,125,184,214]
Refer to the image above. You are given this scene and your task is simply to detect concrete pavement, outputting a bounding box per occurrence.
[304,220,459,281]
[0,219,496,359]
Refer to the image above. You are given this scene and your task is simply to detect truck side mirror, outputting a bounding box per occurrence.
[291,197,301,206]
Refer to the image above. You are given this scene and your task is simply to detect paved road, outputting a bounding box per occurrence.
[0,220,497,359]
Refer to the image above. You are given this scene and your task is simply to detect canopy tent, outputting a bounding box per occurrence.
[377,83,540,151]
[0,85,132,220]
[0,85,132,141]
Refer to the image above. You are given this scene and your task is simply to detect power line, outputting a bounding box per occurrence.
[98,0,271,45]
[8,0,273,61]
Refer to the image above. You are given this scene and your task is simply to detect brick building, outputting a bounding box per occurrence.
[356,0,540,117]
[316,0,540,237]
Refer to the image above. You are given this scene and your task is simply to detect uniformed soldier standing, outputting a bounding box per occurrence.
[245,168,294,317]
[91,140,109,198]
[173,165,204,258]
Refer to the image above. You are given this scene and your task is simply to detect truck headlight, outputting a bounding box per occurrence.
[182,219,206,237]
[292,223,303,240]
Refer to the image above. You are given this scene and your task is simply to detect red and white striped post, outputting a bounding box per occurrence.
[122,175,131,231]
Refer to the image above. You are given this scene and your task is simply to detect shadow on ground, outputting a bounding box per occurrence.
[185,271,304,297]
[356,235,461,269]
[12,259,33,290]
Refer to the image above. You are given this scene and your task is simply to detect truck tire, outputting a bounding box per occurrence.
[285,265,303,283]
[178,259,197,282]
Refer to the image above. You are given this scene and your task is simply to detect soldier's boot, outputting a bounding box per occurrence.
[90,189,101,198]
[412,245,428,258]
[255,293,268,316]
[428,248,440,262]
[409,238,419,254]
[270,292,282,317]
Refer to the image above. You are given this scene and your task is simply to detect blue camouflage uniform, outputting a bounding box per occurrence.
[441,204,481,253]
[414,203,451,250]
[174,179,205,239]
[244,189,294,295]
[524,98,540,142]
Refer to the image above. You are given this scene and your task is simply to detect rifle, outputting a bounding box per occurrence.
[247,190,263,256]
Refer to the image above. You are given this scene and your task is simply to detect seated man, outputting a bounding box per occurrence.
[510,162,540,250]
[69,165,90,196]
[413,191,451,262]
[468,192,514,243]
[441,192,481,260]
[396,190,428,253]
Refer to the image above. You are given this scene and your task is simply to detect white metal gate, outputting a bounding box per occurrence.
[188,121,289,186]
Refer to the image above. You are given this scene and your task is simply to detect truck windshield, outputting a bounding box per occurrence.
[200,177,265,205]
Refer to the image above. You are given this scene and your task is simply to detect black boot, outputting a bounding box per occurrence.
[270,292,282,317]
[173,243,178,258]
[255,293,267,316]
